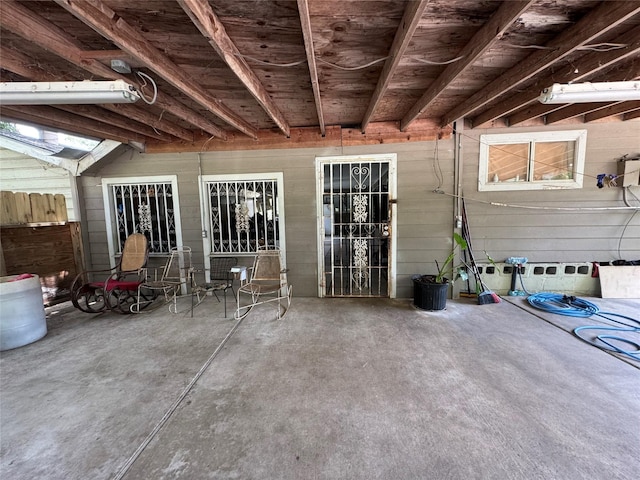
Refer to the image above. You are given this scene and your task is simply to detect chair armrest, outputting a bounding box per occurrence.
[140,266,165,282]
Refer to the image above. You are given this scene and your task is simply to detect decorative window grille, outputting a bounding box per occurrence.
[109,182,177,254]
[206,179,279,253]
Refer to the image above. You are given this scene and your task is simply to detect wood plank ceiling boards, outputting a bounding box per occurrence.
[0,0,638,150]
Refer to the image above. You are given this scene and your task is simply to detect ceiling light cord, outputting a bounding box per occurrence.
[233,53,465,70]
[235,53,307,67]
[316,57,389,70]
[412,55,464,65]
[135,71,157,105]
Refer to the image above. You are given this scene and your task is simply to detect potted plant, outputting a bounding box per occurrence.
[412,232,468,311]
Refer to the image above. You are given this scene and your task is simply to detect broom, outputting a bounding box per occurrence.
[461,198,500,305]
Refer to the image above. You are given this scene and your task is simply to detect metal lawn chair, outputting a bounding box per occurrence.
[132,246,193,313]
[235,247,292,320]
[191,256,238,317]
[70,233,149,314]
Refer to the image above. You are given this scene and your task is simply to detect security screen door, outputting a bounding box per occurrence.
[317,154,396,297]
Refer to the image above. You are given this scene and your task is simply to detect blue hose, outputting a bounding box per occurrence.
[527,292,640,360]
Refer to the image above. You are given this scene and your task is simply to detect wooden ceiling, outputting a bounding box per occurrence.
[1,0,639,150]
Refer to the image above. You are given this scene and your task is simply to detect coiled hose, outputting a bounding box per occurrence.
[527,292,640,360]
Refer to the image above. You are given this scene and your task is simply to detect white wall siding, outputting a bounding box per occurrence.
[0,147,76,220]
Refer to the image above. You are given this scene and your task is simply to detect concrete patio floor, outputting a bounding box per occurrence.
[1,294,639,479]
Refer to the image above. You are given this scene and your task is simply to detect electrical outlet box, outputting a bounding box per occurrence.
[617,157,640,187]
[110,59,132,74]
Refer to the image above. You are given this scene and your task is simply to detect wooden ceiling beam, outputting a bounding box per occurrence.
[507,103,564,127]
[584,101,640,122]
[473,24,640,127]
[54,105,174,142]
[0,0,224,140]
[623,109,640,121]
[0,106,140,144]
[401,0,534,131]
[99,104,193,142]
[0,46,56,80]
[508,60,640,126]
[0,46,193,141]
[178,0,290,137]
[441,1,640,127]
[362,0,430,132]
[544,103,614,125]
[297,0,325,136]
[54,0,257,139]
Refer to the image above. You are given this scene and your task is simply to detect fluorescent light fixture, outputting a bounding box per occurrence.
[0,80,140,105]
[539,81,640,104]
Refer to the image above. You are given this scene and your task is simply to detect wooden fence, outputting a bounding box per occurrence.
[1,191,83,305]
[1,191,68,225]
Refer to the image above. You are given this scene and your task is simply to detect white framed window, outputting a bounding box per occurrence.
[102,176,183,266]
[200,173,286,257]
[478,130,587,191]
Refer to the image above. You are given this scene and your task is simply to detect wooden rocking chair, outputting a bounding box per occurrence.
[70,233,149,314]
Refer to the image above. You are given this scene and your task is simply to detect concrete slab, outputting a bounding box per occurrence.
[0,295,234,479]
[504,295,640,368]
[1,296,639,480]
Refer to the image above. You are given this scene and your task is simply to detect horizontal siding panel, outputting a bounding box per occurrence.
[0,149,75,221]
[64,123,638,299]
[460,122,640,271]
[470,225,640,239]
[464,209,637,224]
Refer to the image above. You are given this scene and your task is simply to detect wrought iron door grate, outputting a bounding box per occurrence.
[322,162,389,297]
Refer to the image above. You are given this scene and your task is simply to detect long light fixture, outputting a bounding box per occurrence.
[0,80,140,105]
[538,81,640,104]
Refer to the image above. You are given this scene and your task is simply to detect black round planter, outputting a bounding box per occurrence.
[412,275,449,311]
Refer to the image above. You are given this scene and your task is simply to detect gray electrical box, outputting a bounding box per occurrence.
[617,157,640,187]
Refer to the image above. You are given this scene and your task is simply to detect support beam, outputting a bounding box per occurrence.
[584,101,640,122]
[401,0,533,131]
[76,139,122,175]
[544,103,614,125]
[178,0,290,137]
[0,0,224,140]
[507,103,564,127]
[145,121,452,154]
[6,106,149,143]
[1,107,134,144]
[472,24,640,127]
[441,1,640,127]
[623,109,640,121]
[0,135,79,173]
[362,0,430,132]
[54,105,173,142]
[297,0,325,135]
[0,45,191,142]
[508,60,640,126]
[55,0,257,139]
[99,104,193,142]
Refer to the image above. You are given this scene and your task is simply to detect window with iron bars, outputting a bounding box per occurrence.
[206,179,280,253]
[109,182,178,254]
